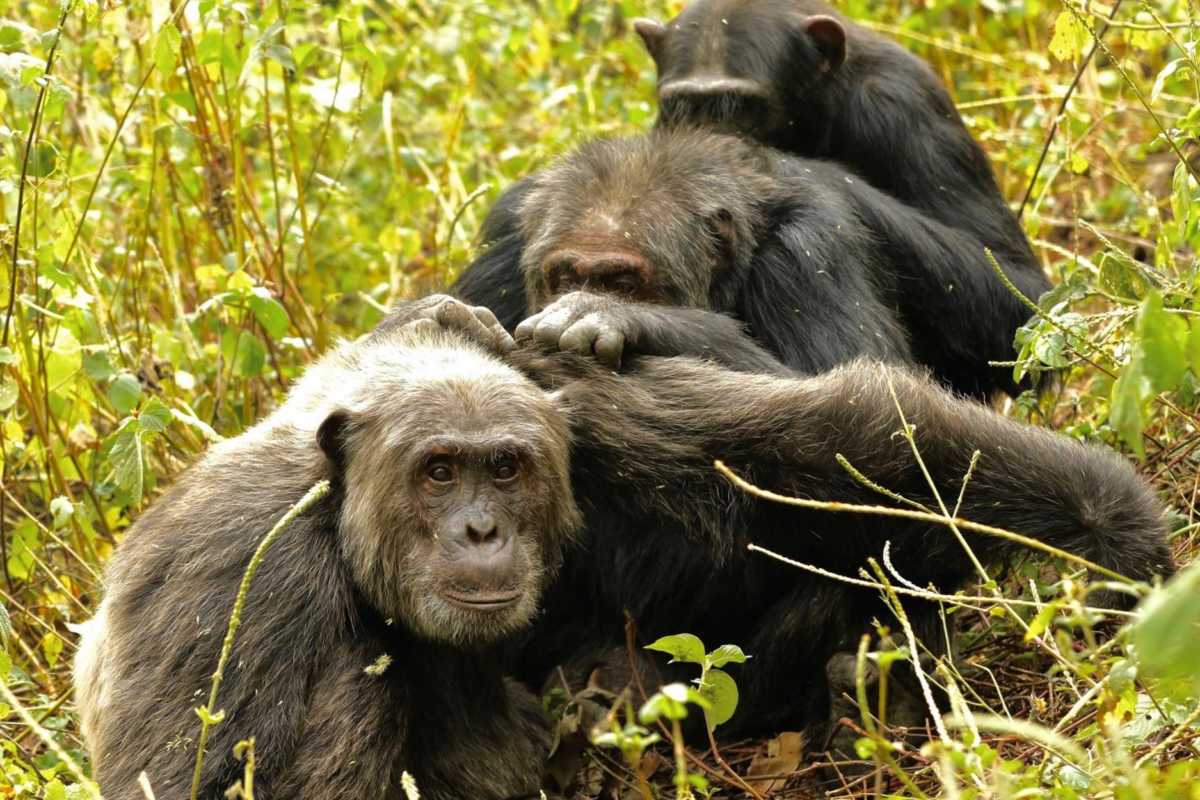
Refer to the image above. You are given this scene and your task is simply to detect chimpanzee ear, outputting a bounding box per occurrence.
[803,15,847,71]
[317,409,352,468]
[633,18,668,60]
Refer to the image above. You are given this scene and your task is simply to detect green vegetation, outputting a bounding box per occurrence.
[0,0,1198,796]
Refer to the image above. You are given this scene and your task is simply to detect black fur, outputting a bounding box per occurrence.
[505,326,1172,740]
[640,0,1040,273]
[458,130,1043,396]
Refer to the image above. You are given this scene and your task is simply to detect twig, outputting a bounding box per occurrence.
[3,2,74,346]
[189,480,331,800]
[1018,0,1124,218]
[745,543,1135,617]
[716,461,1132,582]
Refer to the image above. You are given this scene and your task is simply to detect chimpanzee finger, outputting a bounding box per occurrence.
[433,299,496,348]
[469,305,515,352]
[593,328,625,369]
[513,311,545,342]
[558,315,603,357]
[530,307,575,349]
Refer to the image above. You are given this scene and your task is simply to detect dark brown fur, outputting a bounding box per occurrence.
[410,297,1170,742]
[457,129,1047,397]
[73,302,579,800]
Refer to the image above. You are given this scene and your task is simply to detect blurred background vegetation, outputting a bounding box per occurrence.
[0,0,1198,797]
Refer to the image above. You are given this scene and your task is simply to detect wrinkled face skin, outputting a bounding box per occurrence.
[635,0,847,148]
[320,354,579,648]
[517,130,775,314]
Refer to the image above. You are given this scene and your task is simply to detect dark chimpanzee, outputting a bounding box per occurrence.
[72,298,581,800]
[634,0,1041,273]
[427,296,1172,743]
[464,129,1046,397]
[453,1,1050,397]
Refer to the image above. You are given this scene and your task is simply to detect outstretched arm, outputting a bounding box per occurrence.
[538,352,1170,597]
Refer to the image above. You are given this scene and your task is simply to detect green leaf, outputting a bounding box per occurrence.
[0,378,17,413]
[698,668,739,730]
[195,705,226,725]
[1109,366,1147,458]
[41,631,62,668]
[1098,251,1147,301]
[6,519,37,582]
[49,496,74,529]
[1137,291,1189,393]
[249,291,289,340]
[1049,11,1088,62]
[1133,560,1200,701]
[83,350,115,381]
[1189,319,1200,377]
[155,23,181,78]
[1024,600,1061,642]
[222,329,267,377]
[108,372,142,415]
[140,397,173,434]
[108,418,146,501]
[705,644,749,669]
[646,633,706,665]
[44,779,67,800]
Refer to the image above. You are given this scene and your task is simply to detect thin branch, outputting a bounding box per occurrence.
[717,461,1132,582]
[189,480,331,800]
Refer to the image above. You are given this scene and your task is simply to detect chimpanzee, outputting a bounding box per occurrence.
[73,297,580,800]
[453,1,1049,397]
[634,0,1040,272]
[461,129,1046,397]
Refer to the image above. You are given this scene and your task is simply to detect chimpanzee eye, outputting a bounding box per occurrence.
[427,461,455,484]
[493,457,520,482]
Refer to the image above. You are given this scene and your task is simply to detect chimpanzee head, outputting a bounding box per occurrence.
[316,325,580,647]
[516,129,777,313]
[635,0,847,149]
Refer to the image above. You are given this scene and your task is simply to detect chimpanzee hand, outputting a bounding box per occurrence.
[515,291,795,375]
[387,294,514,355]
[514,292,633,368]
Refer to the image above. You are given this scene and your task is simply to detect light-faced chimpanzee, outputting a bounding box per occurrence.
[72,297,581,800]
[417,296,1171,744]
[634,0,1041,274]
[460,129,1047,397]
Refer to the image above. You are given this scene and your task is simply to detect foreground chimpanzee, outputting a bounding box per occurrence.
[73,299,580,800]
[634,0,1041,273]
[460,129,1045,397]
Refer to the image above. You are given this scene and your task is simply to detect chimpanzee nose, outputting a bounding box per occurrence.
[543,250,650,294]
[448,511,511,557]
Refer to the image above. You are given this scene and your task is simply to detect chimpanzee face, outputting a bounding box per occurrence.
[317,343,579,647]
[516,130,775,314]
[635,0,847,148]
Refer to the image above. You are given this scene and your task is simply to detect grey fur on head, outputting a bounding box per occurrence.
[518,128,776,310]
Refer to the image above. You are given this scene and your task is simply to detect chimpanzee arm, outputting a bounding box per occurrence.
[514,290,793,375]
[448,178,535,330]
[541,353,1171,596]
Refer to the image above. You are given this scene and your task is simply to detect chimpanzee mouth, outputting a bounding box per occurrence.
[442,590,523,610]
